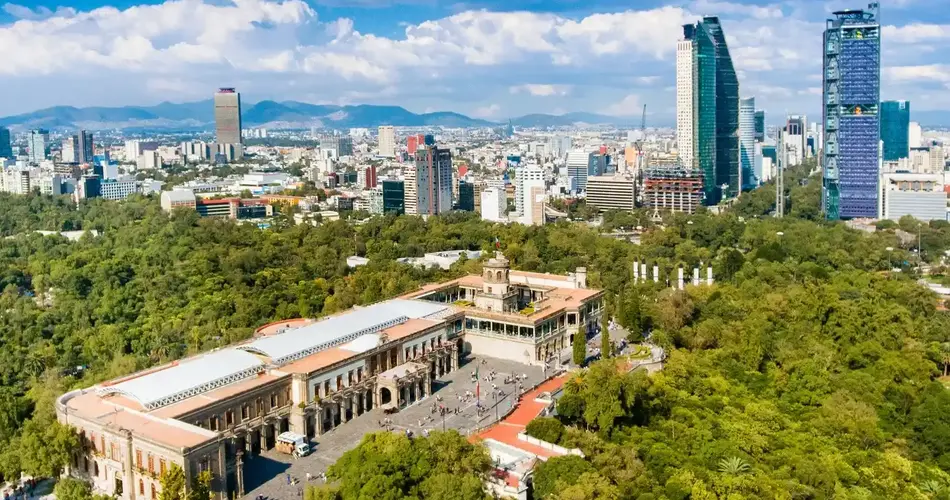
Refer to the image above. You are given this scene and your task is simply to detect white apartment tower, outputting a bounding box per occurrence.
[676,38,695,169]
[480,187,506,222]
[514,163,544,216]
[378,126,395,158]
[739,97,756,188]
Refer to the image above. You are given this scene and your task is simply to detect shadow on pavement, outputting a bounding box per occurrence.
[243,455,292,492]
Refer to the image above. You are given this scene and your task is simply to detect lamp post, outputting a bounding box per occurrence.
[885,247,894,271]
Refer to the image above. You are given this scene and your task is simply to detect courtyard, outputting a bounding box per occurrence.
[242,354,548,499]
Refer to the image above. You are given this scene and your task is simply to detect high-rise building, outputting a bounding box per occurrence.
[754,110,766,142]
[62,136,78,163]
[28,129,50,164]
[378,126,395,158]
[407,135,420,155]
[880,100,910,161]
[677,22,719,204]
[457,180,475,211]
[909,122,922,148]
[514,164,544,216]
[703,16,740,199]
[413,145,453,215]
[822,6,881,219]
[480,187,506,222]
[214,88,243,159]
[0,127,11,159]
[566,150,593,192]
[381,180,405,215]
[77,130,94,163]
[739,97,757,189]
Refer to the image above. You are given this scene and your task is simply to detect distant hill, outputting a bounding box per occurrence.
[0,100,661,131]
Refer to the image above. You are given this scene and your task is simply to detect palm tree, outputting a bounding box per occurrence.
[920,480,944,496]
[718,456,751,475]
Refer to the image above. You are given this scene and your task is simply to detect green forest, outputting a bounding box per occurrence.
[2,166,950,498]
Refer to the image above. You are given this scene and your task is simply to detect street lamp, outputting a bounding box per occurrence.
[885,247,894,270]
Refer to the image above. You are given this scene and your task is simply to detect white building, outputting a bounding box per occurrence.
[739,97,756,187]
[909,122,922,149]
[586,175,636,211]
[1,168,31,194]
[520,183,546,226]
[480,187,507,222]
[378,126,395,158]
[126,140,159,162]
[62,136,78,163]
[675,36,695,170]
[138,151,162,171]
[514,164,544,216]
[879,172,947,221]
[101,177,139,201]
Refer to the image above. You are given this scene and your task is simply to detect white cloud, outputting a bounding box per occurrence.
[883,24,950,43]
[601,94,641,116]
[884,65,950,84]
[633,76,661,85]
[472,103,501,118]
[509,84,571,96]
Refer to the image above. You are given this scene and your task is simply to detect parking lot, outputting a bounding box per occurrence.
[243,355,546,499]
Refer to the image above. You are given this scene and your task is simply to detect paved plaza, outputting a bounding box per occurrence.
[242,355,547,499]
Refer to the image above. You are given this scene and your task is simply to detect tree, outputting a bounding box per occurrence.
[720,248,745,281]
[159,464,187,500]
[53,478,112,500]
[533,455,595,499]
[187,470,213,500]
[573,326,587,366]
[600,313,611,359]
[717,456,751,475]
[525,417,564,444]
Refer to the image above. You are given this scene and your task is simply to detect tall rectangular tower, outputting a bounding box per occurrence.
[378,126,395,158]
[676,33,695,171]
[0,127,11,159]
[28,129,49,164]
[754,111,766,142]
[739,97,757,189]
[702,16,740,200]
[78,130,94,164]
[413,145,452,215]
[823,5,881,219]
[880,100,910,161]
[214,88,243,146]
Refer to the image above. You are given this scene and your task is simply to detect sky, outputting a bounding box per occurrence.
[0,0,948,124]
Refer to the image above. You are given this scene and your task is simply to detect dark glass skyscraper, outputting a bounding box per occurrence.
[456,180,475,211]
[702,16,740,199]
[880,100,910,161]
[823,5,881,220]
[754,111,766,142]
[0,127,11,159]
[382,180,405,215]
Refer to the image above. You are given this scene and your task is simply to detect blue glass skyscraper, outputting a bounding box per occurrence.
[880,100,910,161]
[822,4,881,220]
[702,16,740,200]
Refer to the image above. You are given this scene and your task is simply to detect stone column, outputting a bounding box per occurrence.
[652,265,659,283]
[236,454,245,498]
[259,424,268,451]
[693,267,700,286]
[124,431,135,500]
[217,439,228,499]
[315,408,324,436]
[707,266,714,285]
[678,267,684,290]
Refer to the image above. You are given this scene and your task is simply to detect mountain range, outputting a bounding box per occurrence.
[0,100,638,131]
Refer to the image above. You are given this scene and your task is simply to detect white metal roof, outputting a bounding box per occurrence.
[341,333,382,353]
[239,299,449,365]
[97,349,264,410]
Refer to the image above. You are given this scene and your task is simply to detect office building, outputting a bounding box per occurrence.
[76,175,101,200]
[457,180,475,211]
[754,110,766,142]
[586,175,637,211]
[480,187,506,222]
[909,122,922,148]
[566,150,593,192]
[214,88,242,146]
[879,173,946,221]
[739,97,757,189]
[522,184,546,226]
[881,100,910,161]
[138,151,162,171]
[412,145,453,215]
[643,165,704,214]
[378,126,395,158]
[514,164,544,215]
[823,6,881,219]
[703,16,740,199]
[677,21,719,203]
[127,140,159,162]
[38,174,65,195]
[62,136,78,163]
[99,178,139,201]
[0,127,11,159]
[28,129,50,164]
[1,169,31,194]
[78,130,94,164]
[358,165,377,189]
[407,134,424,156]
[319,135,354,157]
[381,180,405,215]
[57,257,602,500]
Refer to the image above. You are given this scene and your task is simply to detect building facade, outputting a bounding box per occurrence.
[881,100,910,161]
[382,180,405,215]
[566,150,592,193]
[703,16,740,200]
[586,175,636,211]
[678,22,719,204]
[0,126,11,159]
[754,110,766,142]
[57,263,602,500]
[480,187,506,222]
[413,145,453,215]
[643,165,704,214]
[28,129,50,164]
[78,130,95,164]
[378,126,395,158]
[739,97,757,189]
[214,88,243,146]
[823,6,881,219]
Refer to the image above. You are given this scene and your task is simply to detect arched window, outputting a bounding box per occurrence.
[94,461,99,477]
[151,484,157,500]
[139,479,144,495]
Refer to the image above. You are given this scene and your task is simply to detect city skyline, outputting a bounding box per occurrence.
[0,0,947,121]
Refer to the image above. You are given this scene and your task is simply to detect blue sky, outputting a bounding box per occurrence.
[1,0,947,124]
